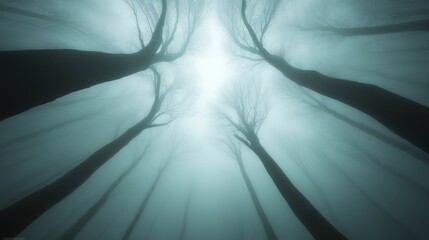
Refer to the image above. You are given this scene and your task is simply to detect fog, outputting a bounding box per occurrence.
[1,0,429,239]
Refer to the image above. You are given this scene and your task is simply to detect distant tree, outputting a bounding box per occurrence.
[123,140,182,240]
[222,0,429,154]
[59,139,154,240]
[221,136,278,240]
[0,0,204,120]
[219,78,346,240]
[0,68,187,237]
[178,184,194,240]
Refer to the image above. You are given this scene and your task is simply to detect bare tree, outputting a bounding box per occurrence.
[122,138,183,240]
[219,78,346,240]
[222,0,429,155]
[0,0,204,120]
[58,138,154,240]
[0,68,185,237]
[222,137,278,240]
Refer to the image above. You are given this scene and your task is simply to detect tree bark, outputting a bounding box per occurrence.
[0,0,167,121]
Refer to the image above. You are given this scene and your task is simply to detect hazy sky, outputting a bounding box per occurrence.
[1,0,429,239]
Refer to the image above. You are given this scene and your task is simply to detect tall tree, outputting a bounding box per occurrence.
[222,138,278,240]
[59,140,154,240]
[0,68,183,237]
[0,0,204,120]
[220,78,346,240]
[223,0,429,155]
[122,144,178,240]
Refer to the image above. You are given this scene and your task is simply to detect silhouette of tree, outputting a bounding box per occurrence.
[0,68,186,237]
[222,0,429,155]
[220,78,346,240]
[222,137,278,240]
[0,0,204,120]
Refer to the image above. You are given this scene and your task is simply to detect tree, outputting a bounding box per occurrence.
[220,78,346,240]
[0,68,185,237]
[222,137,278,240]
[222,0,429,155]
[122,141,180,240]
[0,0,204,120]
[294,86,429,164]
[178,184,194,240]
[301,18,429,36]
[58,139,154,240]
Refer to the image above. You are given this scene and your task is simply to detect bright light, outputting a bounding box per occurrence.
[192,15,232,115]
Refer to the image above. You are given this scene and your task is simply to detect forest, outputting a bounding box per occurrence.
[0,0,429,239]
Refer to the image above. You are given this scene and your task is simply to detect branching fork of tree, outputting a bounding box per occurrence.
[219,78,347,240]
[0,0,204,120]
[223,0,429,157]
[0,67,186,237]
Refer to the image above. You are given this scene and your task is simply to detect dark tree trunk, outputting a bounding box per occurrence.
[122,169,164,240]
[397,9,429,18]
[241,0,429,155]
[0,110,157,237]
[237,134,346,240]
[0,48,148,121]
[306,19,429,35]
[320,153,418,239]
[237,157,278,240]
[268,56,429,155]
[305,92,429,164]
[59,151,146,240]
[0,0,167,121]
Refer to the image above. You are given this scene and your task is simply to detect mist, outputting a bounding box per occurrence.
[1,0,429,239]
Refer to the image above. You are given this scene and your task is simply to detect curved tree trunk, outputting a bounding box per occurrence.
[304,18,429,35]
[0,98,161,237]
[122,169,164,240]
[236,134,346,240]
[302,91,429,164]
[241,0,429,155]
[271,56,429,155]
[58,150,147,240]
[0,0,167,121]
[237,157,278,240]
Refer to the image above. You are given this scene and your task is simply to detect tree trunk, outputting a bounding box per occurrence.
[122,169,164,240]
[305,92,429,164]
[0,49,148,121]
[237,157,278,240]
[59,152,146,240]
[268,56,429,155]
[241,135,346,240]
[178,192,192,240]
[0,0,167,120]
[241,0,429,154]
[305,19,429,35]
[0,113,155,237]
